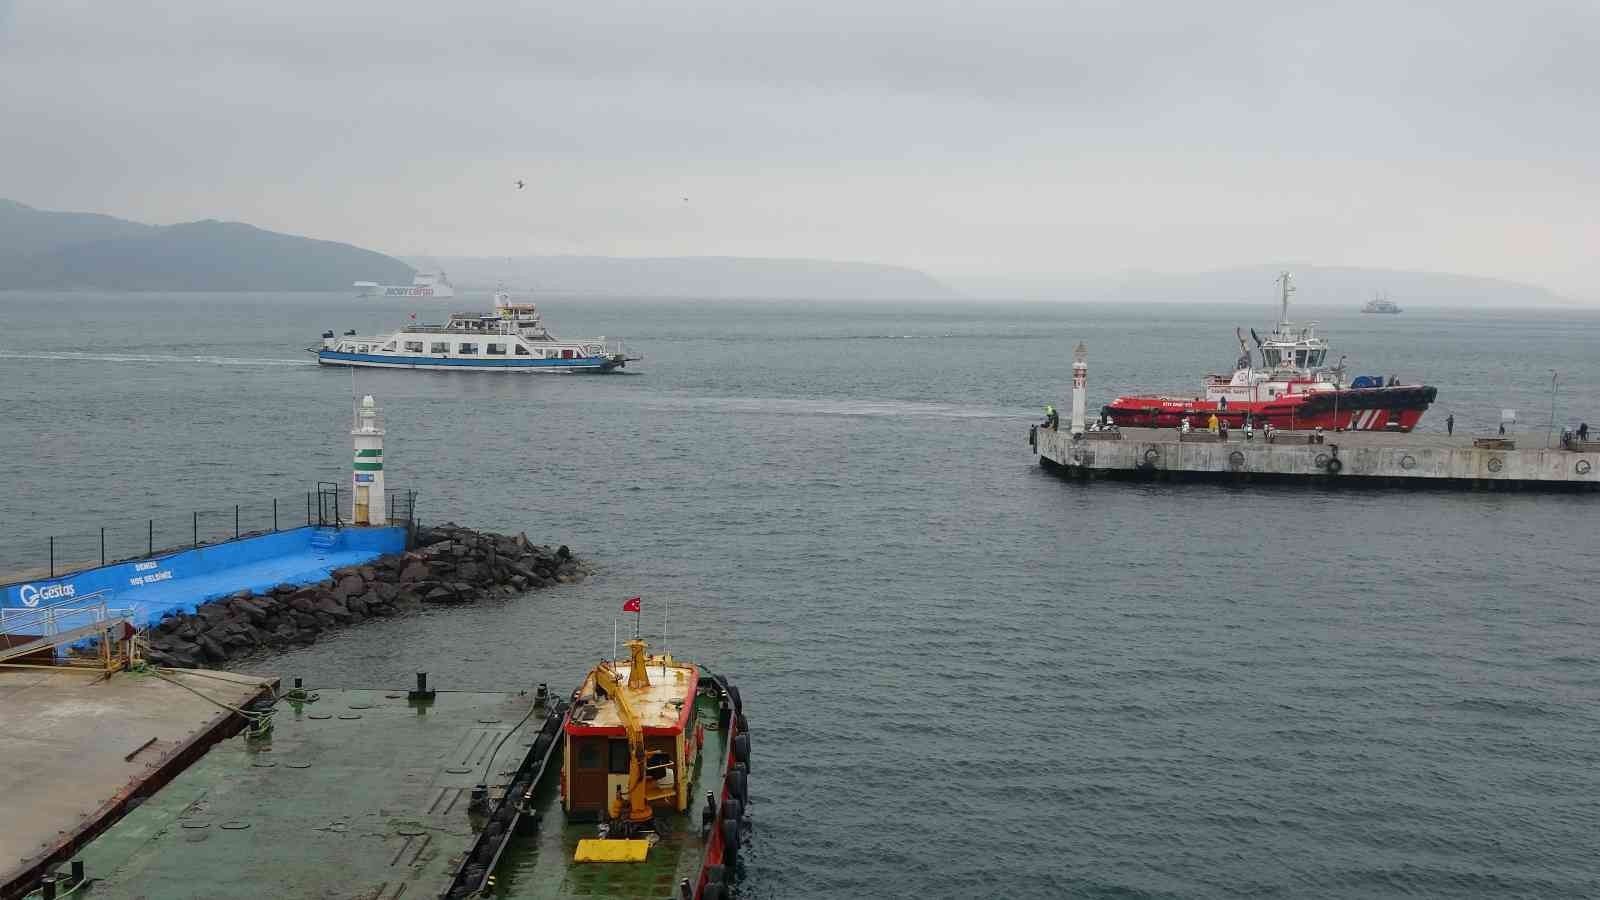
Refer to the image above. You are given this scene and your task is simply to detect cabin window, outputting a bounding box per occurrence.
[457,342,478,355]
[382,341,396,351]
[486,343,506,356]
[576,738,603,770]
[1263,350,1280,365]
[430,342,448,354]
[403,341,424,352]
[608,739,630,774]
[515,345,530,356]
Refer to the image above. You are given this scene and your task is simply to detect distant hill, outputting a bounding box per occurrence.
[416,255,958,301]
[0,199,413,291]
[947,264,1577,307]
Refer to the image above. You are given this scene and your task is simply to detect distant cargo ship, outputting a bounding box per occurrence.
[1361,293,1401,314]
[352,271,455,299]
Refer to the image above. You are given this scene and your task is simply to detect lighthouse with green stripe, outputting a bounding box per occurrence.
[352,394,386,525]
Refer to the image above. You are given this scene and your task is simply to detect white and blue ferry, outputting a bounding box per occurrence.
[315,292,636,373]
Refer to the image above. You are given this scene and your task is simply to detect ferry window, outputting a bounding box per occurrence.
[562,349,575,359]
[609,739,630,774]
[515,345,530,356]
[430,342,448,354]
[382,341,397,351]
[486,343,506,355]
[457,342,478,355]
[357,344,369,353]
[404,341,424,352]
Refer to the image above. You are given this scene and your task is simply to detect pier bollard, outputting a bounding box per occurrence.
[533,683,549,708]
[408,671,436,703]
[286,676,307,702]
[70,860,85,886]
[469,783,489,813]
[40,873,57,900]
[680,878,693,899]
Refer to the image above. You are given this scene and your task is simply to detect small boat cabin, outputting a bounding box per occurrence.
[563,642,702,822]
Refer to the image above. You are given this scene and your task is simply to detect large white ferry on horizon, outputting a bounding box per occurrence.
[353,271,456,299]
[314,290,635,373]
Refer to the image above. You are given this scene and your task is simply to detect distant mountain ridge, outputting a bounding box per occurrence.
[0,199,413,291]
[415,254,958,301]
[946,264,1576,306]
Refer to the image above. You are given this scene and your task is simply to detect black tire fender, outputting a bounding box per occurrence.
[732,733,750,768]
[1326,457,1343,474]
[725,684,742,715]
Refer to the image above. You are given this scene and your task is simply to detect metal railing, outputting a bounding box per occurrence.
[0,593,125,636]
[2,486,420,586]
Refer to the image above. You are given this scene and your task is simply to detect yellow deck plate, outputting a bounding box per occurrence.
[573,838,651,863]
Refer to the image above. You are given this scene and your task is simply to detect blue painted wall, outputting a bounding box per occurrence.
[2,525,407,626]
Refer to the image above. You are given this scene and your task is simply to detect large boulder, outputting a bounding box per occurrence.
[331,575,365,601]
[197,634,227,663]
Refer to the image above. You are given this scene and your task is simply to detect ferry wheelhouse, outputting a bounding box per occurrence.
[1104,273,1436,431]
[315,291,635,372]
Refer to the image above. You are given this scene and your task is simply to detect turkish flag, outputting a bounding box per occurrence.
[622,596,641,613]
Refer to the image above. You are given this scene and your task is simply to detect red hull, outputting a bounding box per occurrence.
[1105,385,1437,432]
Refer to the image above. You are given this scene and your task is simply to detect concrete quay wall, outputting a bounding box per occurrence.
[1035,427,1600,489]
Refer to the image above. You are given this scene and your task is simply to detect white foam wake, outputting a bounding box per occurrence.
[0,350,316,367]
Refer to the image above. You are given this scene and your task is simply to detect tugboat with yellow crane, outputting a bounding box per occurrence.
[445,622,749,900]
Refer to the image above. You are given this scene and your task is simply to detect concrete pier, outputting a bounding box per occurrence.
[1033,426,1600,490]
[0,666,276,897]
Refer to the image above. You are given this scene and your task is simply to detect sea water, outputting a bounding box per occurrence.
[2,292,1597,897]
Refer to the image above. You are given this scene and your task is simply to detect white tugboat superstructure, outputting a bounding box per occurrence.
[314,290,636,373]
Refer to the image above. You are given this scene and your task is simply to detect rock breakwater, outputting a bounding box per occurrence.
[142,524,588,669]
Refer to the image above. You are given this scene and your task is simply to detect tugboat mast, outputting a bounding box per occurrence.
[1276,270,1294,324]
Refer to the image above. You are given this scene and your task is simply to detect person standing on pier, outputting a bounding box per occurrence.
[1446,413,1455,436]
[1580,422,1590,442]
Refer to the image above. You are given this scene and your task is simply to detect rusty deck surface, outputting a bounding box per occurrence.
[0,665,275,897]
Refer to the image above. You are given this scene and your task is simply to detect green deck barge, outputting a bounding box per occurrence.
[66,682,741,900]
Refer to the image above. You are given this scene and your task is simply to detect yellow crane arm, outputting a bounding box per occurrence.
[592,638,656,824]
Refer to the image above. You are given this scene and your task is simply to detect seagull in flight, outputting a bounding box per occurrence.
[515,180,525,190]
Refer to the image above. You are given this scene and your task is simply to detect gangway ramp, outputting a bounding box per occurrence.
[0,595,136,669]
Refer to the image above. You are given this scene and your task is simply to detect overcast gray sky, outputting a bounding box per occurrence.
[2,1,1596,296]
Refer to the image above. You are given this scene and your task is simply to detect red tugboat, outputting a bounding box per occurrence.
[1103,272,1437,432]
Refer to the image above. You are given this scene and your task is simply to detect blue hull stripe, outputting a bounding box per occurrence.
[317,351,615,370]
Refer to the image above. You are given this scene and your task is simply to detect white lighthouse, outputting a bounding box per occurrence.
[351,395,386,525]
[1070,342,1088,436]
